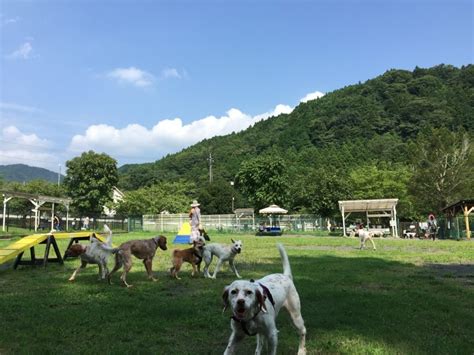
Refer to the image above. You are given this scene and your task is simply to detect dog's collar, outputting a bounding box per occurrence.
[230,282,275,337]
[231,310,260,336]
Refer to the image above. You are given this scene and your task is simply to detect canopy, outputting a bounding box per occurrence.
[338,198,399,237]
[259,204,288,214]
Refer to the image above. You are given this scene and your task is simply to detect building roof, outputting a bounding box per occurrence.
[441,199,474,214]
[338,199,398,212]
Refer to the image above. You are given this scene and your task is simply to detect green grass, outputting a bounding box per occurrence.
[0,232,473,354]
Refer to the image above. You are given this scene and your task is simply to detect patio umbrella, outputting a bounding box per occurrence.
[259,204,288,214]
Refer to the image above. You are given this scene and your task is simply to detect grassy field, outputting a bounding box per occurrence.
[0,232,473,354]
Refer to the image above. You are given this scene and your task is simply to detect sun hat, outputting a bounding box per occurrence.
[191,200,200,207]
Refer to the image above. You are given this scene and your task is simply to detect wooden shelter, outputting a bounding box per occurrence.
[1,191,72,232]
[338,199,399,237]
[441,199,474,239]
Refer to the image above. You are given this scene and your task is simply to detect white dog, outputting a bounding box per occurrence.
[66,224,117,281]
[358,229,377,250]
[202,239,242,279]
[222,244,306,355]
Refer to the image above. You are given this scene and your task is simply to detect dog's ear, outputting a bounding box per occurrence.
[222,286,230,313]
[256,289,267,313]
[231,238,235,243]
[159,236,167,250]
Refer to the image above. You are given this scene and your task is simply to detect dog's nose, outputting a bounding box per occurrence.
[237,299,245,305]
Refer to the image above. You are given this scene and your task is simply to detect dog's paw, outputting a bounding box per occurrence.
[68,278,75,282]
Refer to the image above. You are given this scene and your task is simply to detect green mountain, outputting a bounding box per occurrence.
[119,64,474,191]
[0,164,62,183]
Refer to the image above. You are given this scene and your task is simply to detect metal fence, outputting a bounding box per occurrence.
[400,216,473,239]
[143,213,329,233]
[1,213,129,233]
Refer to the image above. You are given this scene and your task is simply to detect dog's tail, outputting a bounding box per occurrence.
[277,243,292,280]
[103,224,113,246]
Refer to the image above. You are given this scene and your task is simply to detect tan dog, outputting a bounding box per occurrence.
[107,236,167,287]
[170,238,205,279]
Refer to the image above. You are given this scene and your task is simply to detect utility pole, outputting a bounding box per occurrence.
[207,152,214,183]
[57,164,61,186]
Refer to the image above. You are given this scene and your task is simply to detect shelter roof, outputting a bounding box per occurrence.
[234,208,254,214]
[338,199,398,212]
[441,199,474,215]
[259,204,288,214]
[1,190,72,205]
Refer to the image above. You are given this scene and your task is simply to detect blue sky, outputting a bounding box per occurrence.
[0,0,472,172]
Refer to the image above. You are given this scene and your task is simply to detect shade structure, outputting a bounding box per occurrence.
[259,204,288,214]
[338,198,399,237]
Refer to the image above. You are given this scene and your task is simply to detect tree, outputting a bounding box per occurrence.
[235,155,289,211]
[349,163,416,220]
[290,168,351,217]
[197,178,245,214]
[64,151,119,215]
[409,129,473,214]
[116,180,195,215]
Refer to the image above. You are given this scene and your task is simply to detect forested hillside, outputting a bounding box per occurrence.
[0,164,62,183]
[118,64,473,219]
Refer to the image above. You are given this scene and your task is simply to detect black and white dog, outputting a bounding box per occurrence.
[222,244,306,355]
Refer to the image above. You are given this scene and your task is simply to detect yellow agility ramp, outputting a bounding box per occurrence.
[0,231,107,266]
[0,234,49,265]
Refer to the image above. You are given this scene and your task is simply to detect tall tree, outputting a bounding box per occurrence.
[64,151,119,215]
[409,129,473,214]
[235,155,289,211]
[290,168,351,217]
[349,163,416,219]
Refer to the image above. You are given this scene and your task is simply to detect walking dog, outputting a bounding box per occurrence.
[222,244,306,355]
[357,227,377,250]
[203,239,242,279]
[170,238,205,279]
[107,235,167,287]
[65,224,116,282]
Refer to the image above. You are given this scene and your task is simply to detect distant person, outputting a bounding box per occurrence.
[189,200,201,243]
[83,216,90,230]
[426,213,438,241]
[327,220,331,232]
[54,215,61,231]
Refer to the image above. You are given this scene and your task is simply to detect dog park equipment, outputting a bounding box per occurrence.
[1,190,72,232]
[338,199,399,237]
[173,221,191,244]
[0,231,107,269]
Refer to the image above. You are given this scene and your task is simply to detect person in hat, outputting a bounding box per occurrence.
[426,213,438,241]
[189,200,201,243]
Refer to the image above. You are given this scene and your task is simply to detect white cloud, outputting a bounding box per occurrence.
[3,16,20,25]
[300,91,325,103]
[107,67,154,87]
[7,42,33,60]
[68,102,296,160]
[161,67,182,79]
[0,102,42,113]
[0,126,56,169]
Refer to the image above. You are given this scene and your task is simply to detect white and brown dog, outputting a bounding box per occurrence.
[65,224,117,281]
[203,239,242,279]
[222,244,306,355]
